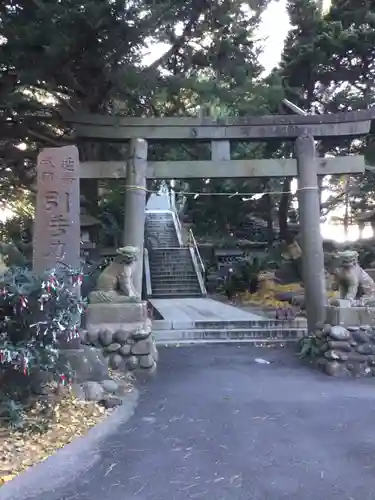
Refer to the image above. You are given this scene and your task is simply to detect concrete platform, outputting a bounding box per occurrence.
[150,297,266,323]
[150,298,307,344]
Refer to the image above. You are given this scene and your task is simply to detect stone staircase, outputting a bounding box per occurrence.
[153,318,307,345]
[145,211,180,248]
[144,211,206,298]
[149,248,203,298]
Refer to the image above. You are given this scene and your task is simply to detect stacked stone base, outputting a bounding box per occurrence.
[82,301,158,374]
[315,306,375,377]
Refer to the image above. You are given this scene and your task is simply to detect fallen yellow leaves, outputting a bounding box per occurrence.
[238,281,303,309]
[0,389,109,487]
[0,475,16,485]
[238,279,337,310]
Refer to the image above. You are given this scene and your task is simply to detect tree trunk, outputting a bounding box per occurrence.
[343,176,350,239]
[278,178,291,241]
[264,193,274,245]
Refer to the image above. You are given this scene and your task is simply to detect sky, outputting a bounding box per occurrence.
[257,0,290,73]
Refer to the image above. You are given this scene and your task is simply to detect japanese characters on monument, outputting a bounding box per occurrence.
[33,146,80,274]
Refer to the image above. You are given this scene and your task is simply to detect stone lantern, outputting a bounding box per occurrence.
[80,195,100,251]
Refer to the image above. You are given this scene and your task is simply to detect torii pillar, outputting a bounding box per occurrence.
[123,138,148,296]
[295,132,326,332]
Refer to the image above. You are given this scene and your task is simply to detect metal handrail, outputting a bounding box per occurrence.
[143,248,152,296]
[174,209,182,233]
[171,210,183,246]
[188,228,205,276]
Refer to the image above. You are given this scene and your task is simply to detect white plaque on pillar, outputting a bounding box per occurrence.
[33,145,80,274]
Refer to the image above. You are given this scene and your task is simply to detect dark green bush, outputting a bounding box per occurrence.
[0,264,85,428]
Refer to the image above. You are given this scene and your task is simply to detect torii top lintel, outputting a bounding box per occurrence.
[64,108,375,141]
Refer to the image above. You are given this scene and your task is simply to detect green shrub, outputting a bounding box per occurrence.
[0,264,85,428]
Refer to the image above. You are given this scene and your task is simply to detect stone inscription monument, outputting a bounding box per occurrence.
[33,145,80,274]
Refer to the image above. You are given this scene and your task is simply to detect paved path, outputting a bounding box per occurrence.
[150,297,265,322]
[9,345,375,500]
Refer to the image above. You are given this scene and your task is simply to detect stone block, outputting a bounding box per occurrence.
[131,339,152,355]
[152,320,172,331]
[86,301,148,326]
[323,360,348,377]
[87,319,151,334]
[139,354,155,369]
[108,353,126,370]
[119,344,131,356]
[325,306,375,327]
[172,320,194,330]
[59,346,109,383]
[82,381,105,401]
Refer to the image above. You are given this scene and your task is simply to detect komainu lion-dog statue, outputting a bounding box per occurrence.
[331,250,375,306]
[89,246,140,304]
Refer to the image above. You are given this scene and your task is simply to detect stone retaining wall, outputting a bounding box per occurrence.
[315,324,375,377]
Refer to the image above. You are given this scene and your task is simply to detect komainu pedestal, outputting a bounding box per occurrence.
[325,305,375,327]
[84,247,157,373]
[313,304,375,377]
[84,301,157,373]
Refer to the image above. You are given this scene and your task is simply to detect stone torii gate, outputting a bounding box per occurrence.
[64,109,374,333]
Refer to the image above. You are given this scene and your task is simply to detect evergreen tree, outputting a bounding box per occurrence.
[279,0,375,232]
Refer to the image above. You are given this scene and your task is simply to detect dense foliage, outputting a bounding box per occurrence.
[1,0,375,242]
[280,0,375,235]
[0,264,84,428]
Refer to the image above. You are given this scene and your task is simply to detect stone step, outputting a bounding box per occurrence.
[146,233,178,237]
[152,319,307,330]
[146,223,175,227]
[151,283,200,295]
[149,244,180,248]
[150,283,200,287]
[146,234,177,238]
[154,327,306,345]
[150,259,193,264]
[151,292,203,298]
[150,265,195,270]
[151,254,191,259]
[151,248,190,253]
[151,258,190,261]
[147,236,178,240]
[151,283,200,289]
[150,268,196,274]
[193,319,306,329]
[146,232,176,236]
[149,244,180,247]
[150,277,198,283]
[146,215,174,220]
[155,338,299,346]
[150,259,192,264]
[151,278,198,284]
[150,254,191,259]
[151,281,199,287]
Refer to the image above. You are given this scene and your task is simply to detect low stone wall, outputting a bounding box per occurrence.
[315,323,375,377]
[83,301,158,374]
